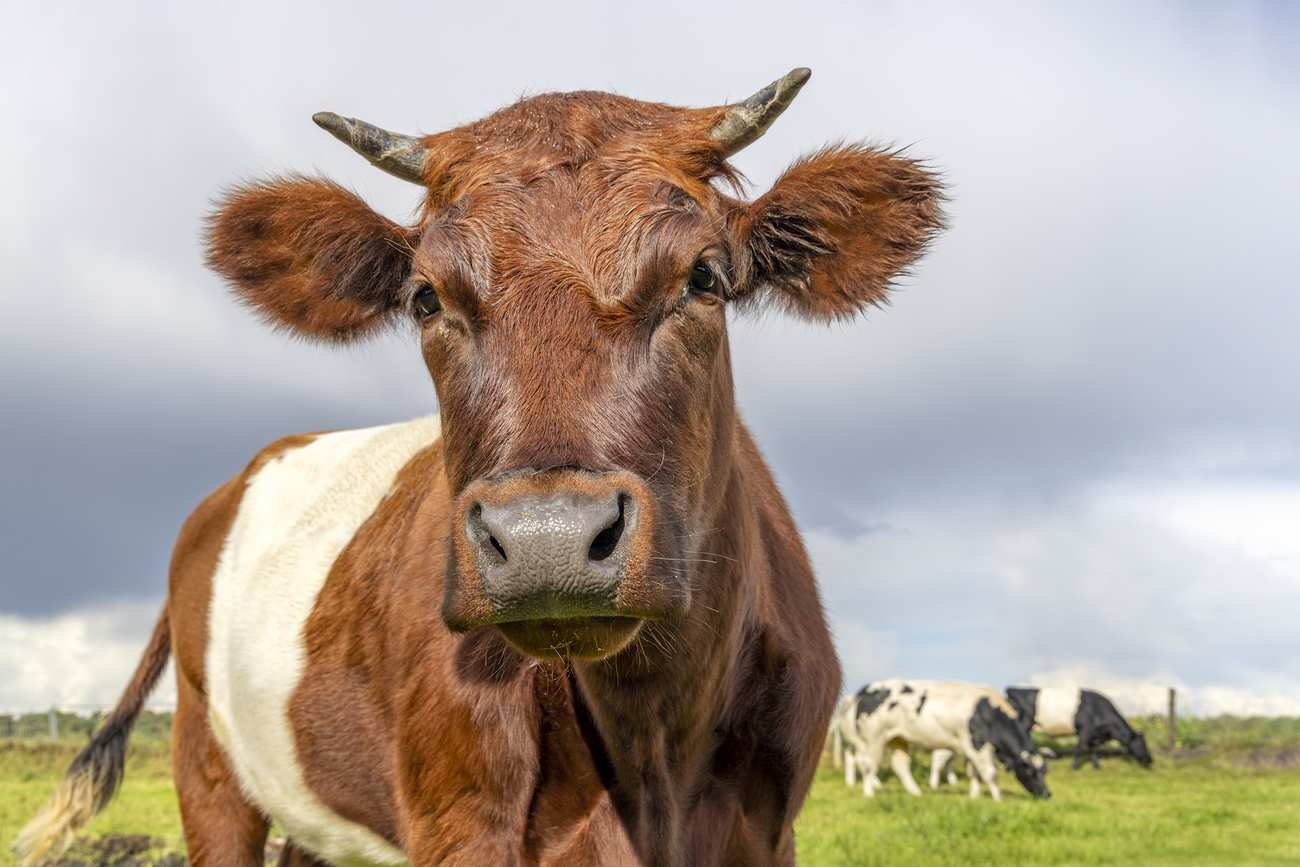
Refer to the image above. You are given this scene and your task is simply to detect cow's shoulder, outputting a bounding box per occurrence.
[229,416,442,538]
[168,429,327,693]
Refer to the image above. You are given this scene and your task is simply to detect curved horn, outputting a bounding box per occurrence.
[312,112,428,185]
[710,67,812,157]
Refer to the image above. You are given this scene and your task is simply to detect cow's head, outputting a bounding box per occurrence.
[1127,730,1154,767]
[1002,743,1050,800]
[206,70,944,662]
[976,700,1051,799]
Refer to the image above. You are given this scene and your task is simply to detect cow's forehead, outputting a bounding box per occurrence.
[451,165,708,236]
[419,160,720,304]
[442,90,696,163]
[411,91,736,306]
[419,89,729,207]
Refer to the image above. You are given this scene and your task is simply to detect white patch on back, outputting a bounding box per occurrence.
[206,416,441,867]
[1034,687,1083,736]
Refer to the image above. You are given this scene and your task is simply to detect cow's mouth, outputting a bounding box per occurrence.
[496,616,642,660]
[1019,772,1051,799]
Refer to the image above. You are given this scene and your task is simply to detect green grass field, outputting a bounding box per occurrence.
[799,759,1300,865]
[3,715,1298,865]
[1,740,183,865]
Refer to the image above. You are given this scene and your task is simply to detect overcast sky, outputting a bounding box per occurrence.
[2,2,1298,716]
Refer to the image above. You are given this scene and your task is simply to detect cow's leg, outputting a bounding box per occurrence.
[967,747,1001,802]
[947,759,960,787]
[173,677,268,866]
[963,749,981,799]
[861,741,885,797]
[840,723,872,789]
[861,758,877,797]
[1090,742,1102,769]
[856,752,881,796]
[890,746,922,797]
[1073,727,1090,770]
[929,749,952,790]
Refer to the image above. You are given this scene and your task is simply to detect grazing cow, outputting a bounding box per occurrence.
[16,69,945,867]
[834,681,1049,801]
[1006,687,1154,769]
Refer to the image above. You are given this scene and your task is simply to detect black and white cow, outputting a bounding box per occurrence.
[832,681,1050,801]
[1006,686,1153,769]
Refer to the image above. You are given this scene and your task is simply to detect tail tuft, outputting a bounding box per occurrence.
[12,608,170,866]
[12,759,104,865]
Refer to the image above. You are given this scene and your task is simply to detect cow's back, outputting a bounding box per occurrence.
[1033,687,1082,736]
[854,681,946,748]
[866,681,1011,748]
[194,416,441,866]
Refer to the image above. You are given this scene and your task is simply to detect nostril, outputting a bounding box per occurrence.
[468,503,508,565]
[587,494,626,563]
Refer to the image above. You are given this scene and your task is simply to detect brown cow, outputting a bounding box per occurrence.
[16,69,943,866]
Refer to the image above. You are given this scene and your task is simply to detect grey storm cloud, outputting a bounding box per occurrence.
[2,2,1299,709]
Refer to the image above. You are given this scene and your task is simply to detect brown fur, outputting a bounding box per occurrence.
[731,144,946,320]
[29,77,946,866]
[204,178,416,342]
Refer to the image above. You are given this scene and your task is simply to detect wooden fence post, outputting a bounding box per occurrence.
[48,707,59,740]
[1166,687,1176,752]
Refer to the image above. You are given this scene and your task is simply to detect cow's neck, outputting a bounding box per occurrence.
[571,455,757,861]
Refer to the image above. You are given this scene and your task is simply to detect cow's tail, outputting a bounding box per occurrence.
[13,606,171,867]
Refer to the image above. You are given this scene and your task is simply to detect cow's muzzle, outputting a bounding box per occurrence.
[444,469,679,659]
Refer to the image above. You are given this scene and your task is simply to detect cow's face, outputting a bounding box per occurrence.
[1128,731,1154,767]
[413,164,741,658]
[1006,747,1051,799]
[206,71,944,662]
[992,719,1051,799]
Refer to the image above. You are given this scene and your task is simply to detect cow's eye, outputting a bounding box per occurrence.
[412,285,441,319]
[686,263,719,296]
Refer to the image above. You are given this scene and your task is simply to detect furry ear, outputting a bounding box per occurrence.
[732,145,945,320]
[205,176,416,342]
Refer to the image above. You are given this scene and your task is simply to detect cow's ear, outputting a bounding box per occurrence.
[731,145,945,320]
[205,176,417,342]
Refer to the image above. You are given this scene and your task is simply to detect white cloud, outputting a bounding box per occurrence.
[1096,479,1300,567]
[0,600,175,712]
[818,463,1300,715]
[1192,685,1300,718]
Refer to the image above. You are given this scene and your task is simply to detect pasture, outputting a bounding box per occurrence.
[2,714,1298,866]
